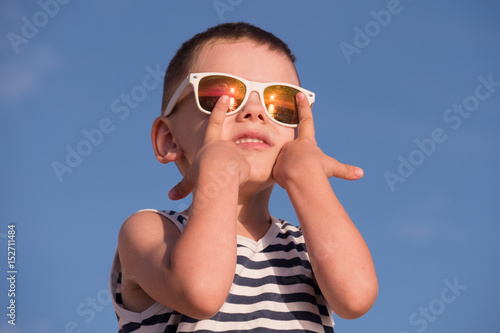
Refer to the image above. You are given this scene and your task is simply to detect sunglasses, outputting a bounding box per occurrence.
[163,72,315,127]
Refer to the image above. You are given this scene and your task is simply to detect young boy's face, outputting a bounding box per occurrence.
[167,39,300,189]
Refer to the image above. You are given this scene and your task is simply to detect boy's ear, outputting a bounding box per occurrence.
[151,117,183,164]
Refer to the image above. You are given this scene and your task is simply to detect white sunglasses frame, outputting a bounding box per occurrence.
[162,72,315,128]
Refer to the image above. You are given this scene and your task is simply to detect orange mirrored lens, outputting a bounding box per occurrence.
[198,76,246,113]
[264,86,299,125]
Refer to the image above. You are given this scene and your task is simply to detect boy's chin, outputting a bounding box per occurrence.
[248,165,274,182]
[241,158,278,189]
[240,171,276,193]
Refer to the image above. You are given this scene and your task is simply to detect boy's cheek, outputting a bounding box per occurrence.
[281,125,297,140]
[281,129,297,144]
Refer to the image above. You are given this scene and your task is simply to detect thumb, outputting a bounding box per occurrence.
[168,176,194,200]
[324,156,364,180]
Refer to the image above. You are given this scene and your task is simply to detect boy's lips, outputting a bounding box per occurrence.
[232,131,272,148]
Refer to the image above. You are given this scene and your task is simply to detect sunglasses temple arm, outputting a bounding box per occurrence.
[163,76,191,117]
[305,90,315,105]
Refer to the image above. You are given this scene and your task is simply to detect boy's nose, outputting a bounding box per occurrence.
[235,91,267,124]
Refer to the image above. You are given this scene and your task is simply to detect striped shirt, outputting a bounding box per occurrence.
[110,210,335,332]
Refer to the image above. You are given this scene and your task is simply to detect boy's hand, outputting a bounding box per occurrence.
[272,93,363,189]
[273,94,378,318]
[169,96,250,200]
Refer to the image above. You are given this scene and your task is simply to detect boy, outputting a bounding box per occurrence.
[110,22,378,332]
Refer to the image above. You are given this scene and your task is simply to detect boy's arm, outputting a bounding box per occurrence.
[119,96,248,319]
[273,93,378,320]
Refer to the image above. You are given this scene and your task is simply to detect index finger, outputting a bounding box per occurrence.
[296,92,316,139]
[203,95,230,144]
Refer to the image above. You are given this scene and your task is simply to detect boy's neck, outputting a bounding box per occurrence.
[182,184,275,241]
[235,185,274,241]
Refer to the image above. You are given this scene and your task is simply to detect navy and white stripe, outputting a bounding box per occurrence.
[110,210,334,332]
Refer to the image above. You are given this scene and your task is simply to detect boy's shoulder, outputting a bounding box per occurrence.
[117,210,184,262]
[273,217,303,236]
[119,209,185,236]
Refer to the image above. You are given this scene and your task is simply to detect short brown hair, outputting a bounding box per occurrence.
[161,22,297,115]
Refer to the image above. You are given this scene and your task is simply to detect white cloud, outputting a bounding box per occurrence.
[393,219,437,242]
[0,43,58,107]
[389,191,457,242]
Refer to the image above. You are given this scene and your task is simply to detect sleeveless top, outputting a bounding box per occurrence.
[110,210,335,332]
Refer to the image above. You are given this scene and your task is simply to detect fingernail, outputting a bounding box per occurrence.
[168,188,176,199]
[220,95,229,103]
[355,168,364,178]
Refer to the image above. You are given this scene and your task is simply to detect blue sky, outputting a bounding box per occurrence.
[1,1,499,332]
